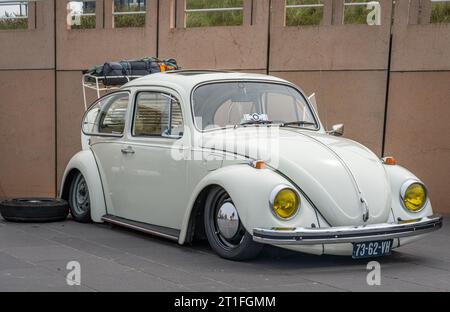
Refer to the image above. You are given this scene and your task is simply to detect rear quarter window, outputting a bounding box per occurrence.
[83,92,130,136]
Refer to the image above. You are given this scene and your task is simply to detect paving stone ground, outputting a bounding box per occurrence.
[0,216,448,292]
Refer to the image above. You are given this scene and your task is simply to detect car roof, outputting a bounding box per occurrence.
[122,70,290,91]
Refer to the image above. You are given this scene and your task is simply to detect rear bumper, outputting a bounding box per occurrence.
[253,214,443,245]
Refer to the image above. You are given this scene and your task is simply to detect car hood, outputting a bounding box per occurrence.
[201,128,391,226]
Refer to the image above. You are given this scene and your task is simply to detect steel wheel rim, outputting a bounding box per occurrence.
[72,174,90,216]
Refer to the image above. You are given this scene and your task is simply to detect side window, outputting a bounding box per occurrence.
[82,92,129,136]
[133,92,184,138]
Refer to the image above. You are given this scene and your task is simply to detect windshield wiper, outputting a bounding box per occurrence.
[280,121,316,128]
[238,120,274,126]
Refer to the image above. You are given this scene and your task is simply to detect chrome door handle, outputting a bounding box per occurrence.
[121,146,135,154]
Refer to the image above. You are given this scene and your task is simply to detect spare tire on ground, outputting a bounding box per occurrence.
[0,198,69,222]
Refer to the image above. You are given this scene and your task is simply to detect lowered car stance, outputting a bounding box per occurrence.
[60,71,442,260]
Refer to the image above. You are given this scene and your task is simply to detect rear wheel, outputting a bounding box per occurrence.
[204,186,263,261]
[69,172,92,223]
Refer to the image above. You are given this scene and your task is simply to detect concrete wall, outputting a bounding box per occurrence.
[0,0,55,198]
[158,0,269,70]
[56,0,158,70]
[0,70,55,197]
[0,0,449,213]
[0,0,54,70]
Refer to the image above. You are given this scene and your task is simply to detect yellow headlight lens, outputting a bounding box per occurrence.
[403,183,427,212]
[273,188,300,219]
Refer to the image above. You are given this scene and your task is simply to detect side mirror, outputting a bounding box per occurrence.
[327,124,344,136]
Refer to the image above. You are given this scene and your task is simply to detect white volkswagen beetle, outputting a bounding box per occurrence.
[61,71,442,260]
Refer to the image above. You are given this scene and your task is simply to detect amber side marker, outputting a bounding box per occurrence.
[383,156,397,165]
[254,161,266,169]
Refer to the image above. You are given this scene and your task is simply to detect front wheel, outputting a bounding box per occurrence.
[69,172,92,223]
[204,186,263,261]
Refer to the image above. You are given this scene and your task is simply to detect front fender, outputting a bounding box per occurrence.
[179,164,320,244]
[60,150,106,223]
[384,164,434,222]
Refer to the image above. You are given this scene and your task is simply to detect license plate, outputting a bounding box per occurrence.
[352,239,393,259]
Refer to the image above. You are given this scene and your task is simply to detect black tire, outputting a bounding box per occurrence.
[0,198,69,222]
[68,172,92,223]
[204,186,263,261]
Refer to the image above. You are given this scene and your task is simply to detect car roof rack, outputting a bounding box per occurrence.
[82,70,227,110]
[82,73,144,110]
[165,69,230,76]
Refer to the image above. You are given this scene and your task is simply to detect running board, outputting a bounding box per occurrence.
[101,214,180,242]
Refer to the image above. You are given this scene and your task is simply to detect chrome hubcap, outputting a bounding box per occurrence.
[216,202,240,240]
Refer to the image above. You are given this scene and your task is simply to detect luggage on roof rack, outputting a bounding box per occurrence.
[82,57,179,110]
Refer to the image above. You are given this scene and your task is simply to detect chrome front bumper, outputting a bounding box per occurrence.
[253,214,443,245]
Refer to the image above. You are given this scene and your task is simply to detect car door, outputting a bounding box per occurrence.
[116,89,188,230]
[84,91,131,217]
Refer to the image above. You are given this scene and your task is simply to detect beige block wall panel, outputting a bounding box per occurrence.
[384,71,450,214]
[391,0,450,71]
[158,0,270,70]
[0,70,55,197]
[56,0,158,70]
[269,0,392,71]
[271,70,387,155]
[0,0,54,70]
[56,71,97,191]
[391,23,450,71]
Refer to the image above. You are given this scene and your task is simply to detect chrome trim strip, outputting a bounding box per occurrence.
[102,215,179,242]
[253,214,442,245]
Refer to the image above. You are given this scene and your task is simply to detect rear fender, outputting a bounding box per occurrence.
[60,150,106,222]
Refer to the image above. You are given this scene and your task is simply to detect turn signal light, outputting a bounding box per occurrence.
[251,160,266,169]
[383,156,397,165]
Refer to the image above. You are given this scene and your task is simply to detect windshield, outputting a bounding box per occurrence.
[192,82,318,130]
